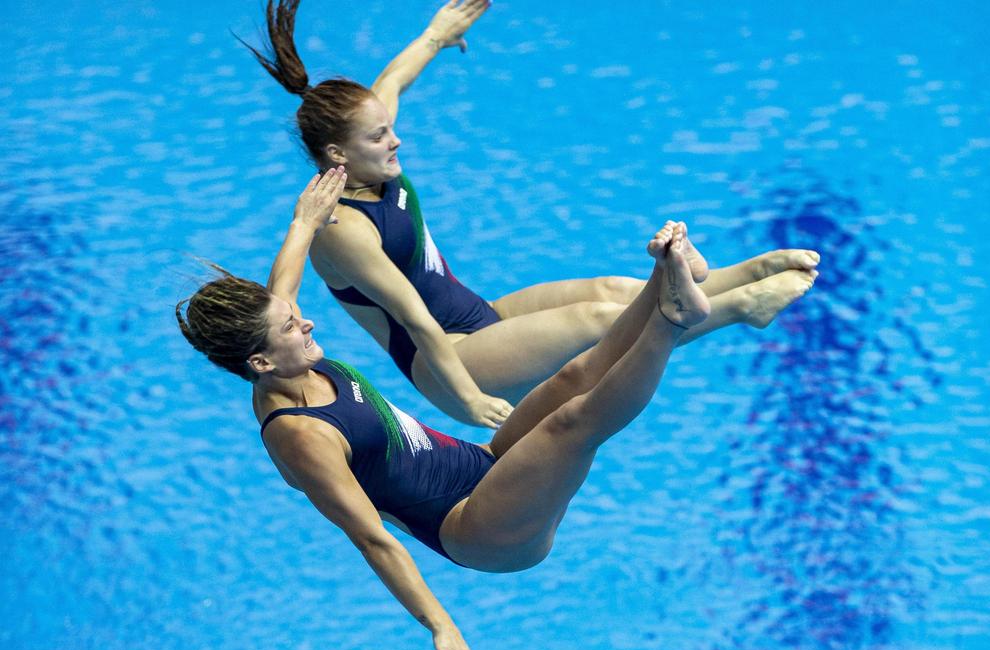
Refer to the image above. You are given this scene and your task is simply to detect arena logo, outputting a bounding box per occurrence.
[351,381,364,403]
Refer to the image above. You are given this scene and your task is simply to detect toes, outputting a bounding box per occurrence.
[649,222,683,259]
[802,251,820,268]
[789,249,819,269]
[648,237,669,258]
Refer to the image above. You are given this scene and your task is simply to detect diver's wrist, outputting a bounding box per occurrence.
[420,28,447,53]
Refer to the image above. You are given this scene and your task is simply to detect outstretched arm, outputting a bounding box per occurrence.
[372,0,491,120]
[264,418,470,650]
[266,167,346,304]
[310,211,513,429]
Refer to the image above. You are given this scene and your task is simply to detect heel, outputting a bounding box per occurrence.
[657,297,688,330]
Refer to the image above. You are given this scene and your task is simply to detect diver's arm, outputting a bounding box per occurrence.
[266,167,346,304]
[310,210,512,429]
[263,417,469,649]
[372,0,491,120]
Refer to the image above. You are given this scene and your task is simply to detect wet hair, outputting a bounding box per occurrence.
[237,0,375,167]
[175,264,272,382]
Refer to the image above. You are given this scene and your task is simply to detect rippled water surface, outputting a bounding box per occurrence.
[2,1,988,649]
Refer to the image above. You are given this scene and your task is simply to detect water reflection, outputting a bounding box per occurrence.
[715,169,937,648]
[0,191,123,645]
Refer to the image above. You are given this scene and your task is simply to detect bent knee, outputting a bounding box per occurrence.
[545,394,596,446]
[509,537,554,571]
[550,354,595,396]
[593,276,642,304]
[572,300,622,337]
[457,534,555,573]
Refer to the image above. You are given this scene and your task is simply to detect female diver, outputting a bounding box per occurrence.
[240,0,820,428]
[176,170,817,650]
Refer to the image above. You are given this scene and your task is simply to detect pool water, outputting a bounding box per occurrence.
[2,1,988,649]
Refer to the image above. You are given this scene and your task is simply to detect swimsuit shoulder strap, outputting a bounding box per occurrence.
[258,359,348,437]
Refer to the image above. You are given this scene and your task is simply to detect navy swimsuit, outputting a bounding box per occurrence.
[260,358,496,563]
[330,175,501,382]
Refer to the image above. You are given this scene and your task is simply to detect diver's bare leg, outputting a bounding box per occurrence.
[489,222,683,455]
[447,233,710,571]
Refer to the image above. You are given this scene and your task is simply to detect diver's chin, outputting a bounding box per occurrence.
[306,341,325,361]
[384,158,402,179]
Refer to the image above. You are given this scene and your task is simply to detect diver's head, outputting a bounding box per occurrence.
[176,266,323,382]
[240,1,401,183]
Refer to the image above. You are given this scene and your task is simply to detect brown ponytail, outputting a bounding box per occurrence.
[237,0,310,95]
[176,264,272,382]
[237,0,375,167]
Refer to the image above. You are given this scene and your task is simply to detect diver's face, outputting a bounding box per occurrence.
[338,97,402,184]
[257,296,323,378]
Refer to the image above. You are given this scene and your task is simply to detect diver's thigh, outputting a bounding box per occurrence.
[492,276,643,319]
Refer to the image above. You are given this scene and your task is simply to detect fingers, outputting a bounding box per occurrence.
[300,172,322,198]
[319,167,346,222]
[465,0,490,22]
[490,400,513,427]
[303,166,341,197]
[294,166,347,226]
[315,166,346,198]
[464,0,490,16]
[456,0,489,23]
[316,165,344,190]
[473,397,513,429]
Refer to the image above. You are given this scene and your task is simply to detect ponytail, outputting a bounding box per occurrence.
[176,264,272,382]
[237,0,374,167]
[236,0,310,96]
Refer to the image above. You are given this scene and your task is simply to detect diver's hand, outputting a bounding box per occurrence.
[424,0,490,53]
[433,624,470,650]
[292,166,346,231]
[465,392,513,429]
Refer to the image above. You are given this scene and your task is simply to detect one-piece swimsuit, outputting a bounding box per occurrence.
[330,176,501,382]
[260,358,496,563]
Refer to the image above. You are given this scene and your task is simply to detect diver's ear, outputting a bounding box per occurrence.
[247,353,274,376]
[325,143,347,165]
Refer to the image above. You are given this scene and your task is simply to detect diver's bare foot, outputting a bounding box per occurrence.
[676,221,710,283]
[648,221,708,281]
[647,221,677,266]
[740,269,818,328]
[657,233,711,330]
[751,249,820,281]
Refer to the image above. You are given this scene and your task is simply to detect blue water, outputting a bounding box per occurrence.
[2,1,988,648]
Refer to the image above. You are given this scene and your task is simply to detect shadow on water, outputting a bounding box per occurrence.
[0,190,121,643]
[714,168,939,649]
[0,192,100,495]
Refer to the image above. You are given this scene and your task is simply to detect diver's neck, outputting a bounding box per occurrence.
[255,367,319,406]
[342,181,383,200]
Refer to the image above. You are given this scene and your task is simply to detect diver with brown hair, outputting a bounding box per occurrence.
[178,166,818,649]
[240,0,820,430]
